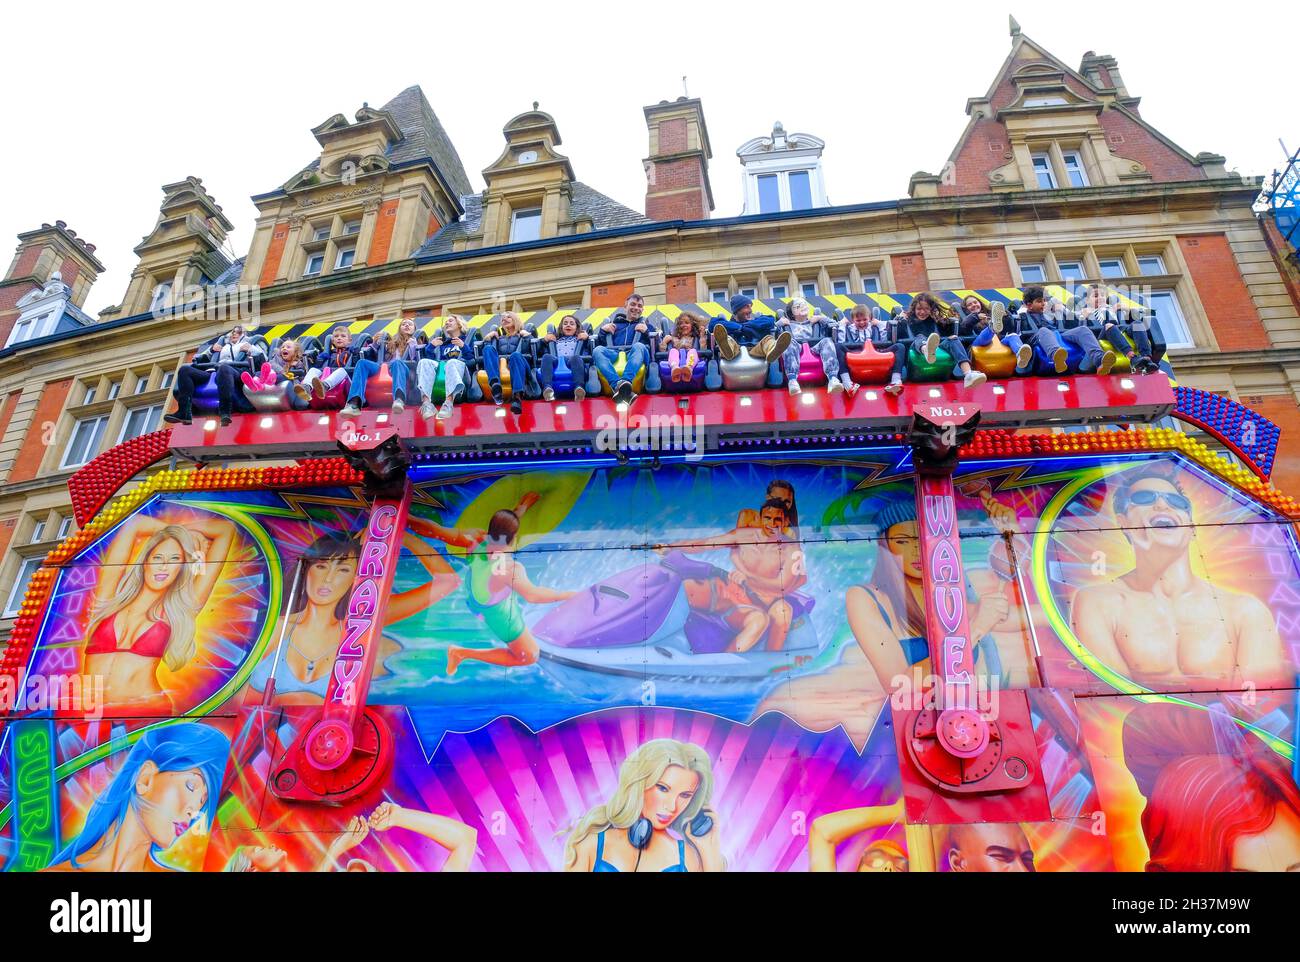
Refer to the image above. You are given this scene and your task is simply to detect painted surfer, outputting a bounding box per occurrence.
[409,493,578,673]
[656,499,808,653]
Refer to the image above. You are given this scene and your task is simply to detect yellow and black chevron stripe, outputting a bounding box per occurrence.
[257,286,1146,344]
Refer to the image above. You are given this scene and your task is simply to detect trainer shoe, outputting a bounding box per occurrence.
[924,333,940,364]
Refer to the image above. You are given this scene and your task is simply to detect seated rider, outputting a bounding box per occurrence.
[1075,284,1160,374]
[903,292,986,390]
[711,294,791,368]
[960,295,1033,375]
[777,297,842,395]
[303,325,362,401]
[592,293,654,405]
[1018,286,1115,375]
[837,304,908,396]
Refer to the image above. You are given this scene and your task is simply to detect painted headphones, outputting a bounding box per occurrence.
[627,810,714,850]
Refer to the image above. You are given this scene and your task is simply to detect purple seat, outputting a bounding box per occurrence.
[192,369,221,413]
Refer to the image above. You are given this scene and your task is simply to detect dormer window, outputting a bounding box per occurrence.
[753,170,816,214]
[510,208,542,243]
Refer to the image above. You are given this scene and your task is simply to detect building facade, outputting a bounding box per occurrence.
[1,24,1299,641]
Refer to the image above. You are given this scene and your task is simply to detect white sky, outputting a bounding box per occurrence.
[1,0,1289,317]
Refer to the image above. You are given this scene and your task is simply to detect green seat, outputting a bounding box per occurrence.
[1099,332,1135,374]
[907,347,955,382]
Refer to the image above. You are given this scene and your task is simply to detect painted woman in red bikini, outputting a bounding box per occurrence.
[83,511,237,713]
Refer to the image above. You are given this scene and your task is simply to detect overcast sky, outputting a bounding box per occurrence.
[1,1,1289,316]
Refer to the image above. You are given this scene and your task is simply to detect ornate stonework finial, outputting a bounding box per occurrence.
[533,101,539,111]
[1009,14,1021,38]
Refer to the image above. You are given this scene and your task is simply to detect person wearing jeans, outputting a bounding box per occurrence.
[540,314,591,401]
[1076,285,1159,374]
[1020,286,1115,375]
[341,326,413,416]
[962,296,1033,375]
[592,293,654,404]
[904,292,986,390]
[480,310,534,415]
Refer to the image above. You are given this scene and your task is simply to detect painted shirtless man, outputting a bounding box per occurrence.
[1071,465,1289,690]
[657,499,807,653]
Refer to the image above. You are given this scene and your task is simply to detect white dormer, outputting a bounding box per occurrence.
[737,122,828,215]
[5,272,93,348]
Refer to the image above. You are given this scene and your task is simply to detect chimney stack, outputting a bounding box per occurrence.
[643,97,714,221]
[1,222,104,343]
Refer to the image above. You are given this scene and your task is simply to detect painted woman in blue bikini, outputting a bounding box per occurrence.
[563,739,725,872]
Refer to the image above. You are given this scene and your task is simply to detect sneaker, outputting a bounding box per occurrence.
[841,373,859,395]
[990,301,1005,334]
[1015,344,1033,371]
[419,401,436,420]
[924,333,941,364]
[1137,356,1158,375]
[614,381,635,406]
[391,398,405,415]
[712,324,739,361]
[963,370,987,390]
[436,398,454,419]
[1052,347,1068,374]
[770,331,792,362]
[293,382,310,403]
[1096,350,1116,376]
[241,372,258,391]
[827,377,843,394]
[340,402,361,417]
[490,383,504,405]
[574,386,586,402]
[788,379,802,396]
[163,408,191,425]
[220,414,232,427]
[510,397,523,415]
[542,386,555,402]
[885,374,904,396]
[309,375,326,400]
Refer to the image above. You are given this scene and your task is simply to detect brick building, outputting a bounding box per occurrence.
[1,24,1298,637]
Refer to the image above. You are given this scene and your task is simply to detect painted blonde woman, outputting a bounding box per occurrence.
[83,512,236,713]
[563,738,725,872]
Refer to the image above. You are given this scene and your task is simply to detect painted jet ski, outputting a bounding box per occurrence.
[533,550,821,697]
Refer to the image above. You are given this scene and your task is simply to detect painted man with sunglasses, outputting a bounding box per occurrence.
[1070,466,1289,690]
